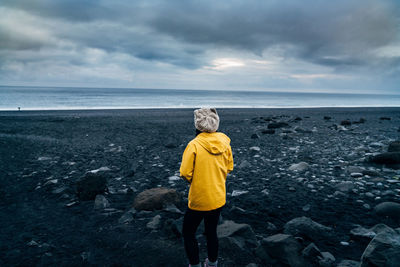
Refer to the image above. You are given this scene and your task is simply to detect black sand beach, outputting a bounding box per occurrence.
[1,107,400,266]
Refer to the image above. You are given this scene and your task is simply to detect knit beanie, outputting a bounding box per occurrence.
[194,108,220,133]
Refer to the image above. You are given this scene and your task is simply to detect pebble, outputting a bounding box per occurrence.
[351,173,363,178]
[363,204,371,210]
[231,190,249,197]
[249,146,261,152]
[340,241,350,246]
[365,192,374,198]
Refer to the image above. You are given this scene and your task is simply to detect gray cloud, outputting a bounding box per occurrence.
[0,0,399,92]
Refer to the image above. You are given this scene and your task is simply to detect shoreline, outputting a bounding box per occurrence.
[1,106,400,113]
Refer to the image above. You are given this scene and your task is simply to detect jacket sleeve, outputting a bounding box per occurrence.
[227,146,234,173]
[180,142,196,183]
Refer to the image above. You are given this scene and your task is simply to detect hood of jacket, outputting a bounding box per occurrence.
[194,132,231,155]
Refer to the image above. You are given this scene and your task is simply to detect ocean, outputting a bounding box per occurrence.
[0,86,399,110]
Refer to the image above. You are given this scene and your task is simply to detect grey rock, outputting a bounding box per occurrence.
[284,216,333,241]
[146,215,161,230]
[373,202,400,219]
[238,160,252,169]
[335,181,355,193]
[288,162,310,172]
[94,194,110,209]
[118,208,136,224]
[260,234,307,267]
[76,172,107,201]
[302,242,322,260]
[360,232,400,267]
[217,220,258,247]
[318,251,335,267]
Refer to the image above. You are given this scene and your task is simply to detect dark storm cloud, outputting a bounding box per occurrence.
[0,0,399,92]
[1,0,399,70]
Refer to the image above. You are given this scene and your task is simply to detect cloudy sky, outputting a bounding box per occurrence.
[0,0,399,94]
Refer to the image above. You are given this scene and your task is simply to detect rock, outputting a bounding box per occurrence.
[288,162,310,172]
[373,202,400,219]
[360,232,400,267]
[347,166,364,173]
[283,216,333,241]
[379,117,391,120]
[340,120,351,126]
[261,129,275,134]
[163,218,182,239]
[318,252,335,267]
[163,203,183,214]
[231,190,249,197]
[260,234,307,267]
[350,226,377,241]
[362,170,380,177]
[369,152,400,165]
[249,146,261,152]
[238,160,252,169]
[251,133,259,139]
[388,141,400,152]
[89,166,111,174]
[165,138,179,148]
[268,122,289,129]
[337,260,360,267]
[219,237,254,265]
[146,215,161,230]
[323,116,331,120]
[94,194,110,209]
[350,172,363,178]
[133,188,181,211]
[335,181,355,193]
[302,204,311,212]
[217,220,258,264]
[302,242,322,261]
[118,209,136,224]
[217,220,258,246]
[266,222,277,231]
[76,172,107,201]
[294,126,312,133]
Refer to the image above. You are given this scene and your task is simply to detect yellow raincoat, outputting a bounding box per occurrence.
[180,132,233,211]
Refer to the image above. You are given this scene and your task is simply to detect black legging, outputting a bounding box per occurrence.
[182,206,223,265]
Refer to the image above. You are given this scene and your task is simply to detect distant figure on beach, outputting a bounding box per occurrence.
[180,108,234,267]
[18,107,21,111]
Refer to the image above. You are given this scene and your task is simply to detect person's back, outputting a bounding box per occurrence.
[180,108,233,267]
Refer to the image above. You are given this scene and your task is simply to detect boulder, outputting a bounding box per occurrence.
[76,172,107,201]
[217,220,258,265]
[260,234,307,267]
[388,141,400,152]
[340,120,351,126]
[284,216,333,241]
[288,162,310,172]
[360,232,400,267]
[369,152,400,165]
[251,133,259,139]
[217,220,258,247]
[133,188,181,211]
[373,202,400,219]
[335,181,355,193]
[94,194,110,209]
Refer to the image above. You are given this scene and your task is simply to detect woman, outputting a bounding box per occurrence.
[180,108,234,267]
